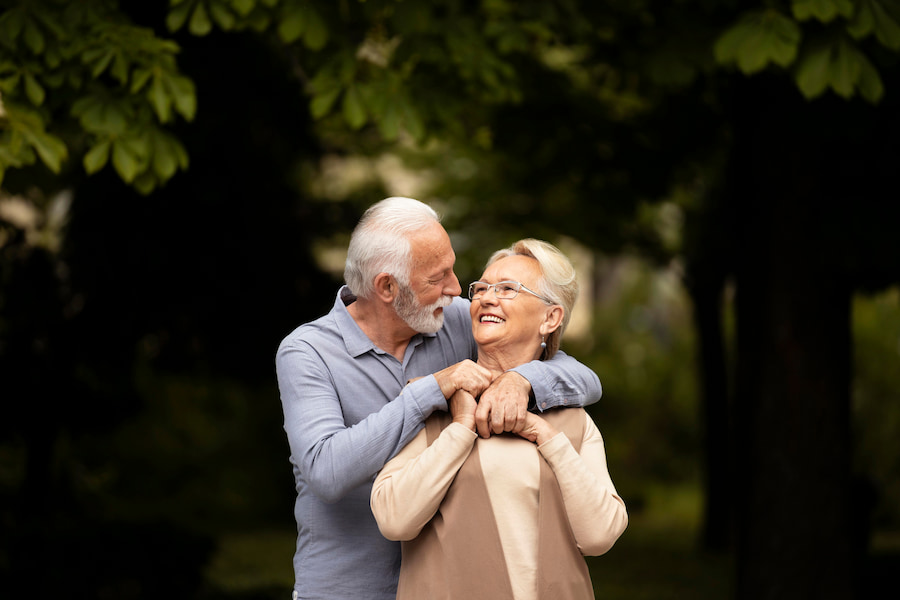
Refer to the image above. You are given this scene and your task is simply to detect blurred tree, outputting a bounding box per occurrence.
[3,0,900,598]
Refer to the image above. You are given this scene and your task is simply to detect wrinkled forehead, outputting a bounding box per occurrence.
[409,222,455,270]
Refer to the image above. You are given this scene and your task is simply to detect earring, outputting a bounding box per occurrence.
[540,335,547,350]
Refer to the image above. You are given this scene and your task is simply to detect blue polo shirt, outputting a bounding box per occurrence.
[275,286,601,599]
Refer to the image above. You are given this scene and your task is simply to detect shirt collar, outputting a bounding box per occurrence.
[333,286,434,358]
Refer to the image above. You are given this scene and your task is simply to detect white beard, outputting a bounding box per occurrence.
[394,285,451,334]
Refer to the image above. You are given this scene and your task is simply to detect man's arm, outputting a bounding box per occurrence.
[475,351,601,437]
[276,340,443,503]
[276,340,492,503]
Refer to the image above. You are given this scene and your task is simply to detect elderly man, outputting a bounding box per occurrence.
[276,197,601,600]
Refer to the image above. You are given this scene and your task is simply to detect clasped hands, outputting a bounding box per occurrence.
[434,360,556,445]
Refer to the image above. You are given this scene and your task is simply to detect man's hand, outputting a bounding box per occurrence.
[433,359,494,400]
[475,371,531,438]
[449,389,477,432]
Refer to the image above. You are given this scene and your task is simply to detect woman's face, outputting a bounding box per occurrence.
[469,255,555,354]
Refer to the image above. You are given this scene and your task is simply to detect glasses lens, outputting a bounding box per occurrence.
[469,282,487,299]
[495,282,519,298]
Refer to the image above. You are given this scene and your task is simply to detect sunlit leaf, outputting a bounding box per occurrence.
[149,74,172,122]
[189,2,213,36]
[112,138,141,182]
[167,75,197,121]
[714,11,802,74]
[23,128,68,173]
[83,139,111,174]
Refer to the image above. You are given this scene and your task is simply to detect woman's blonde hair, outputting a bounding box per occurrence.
[485,239,578,360]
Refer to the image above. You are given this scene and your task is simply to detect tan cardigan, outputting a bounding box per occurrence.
[371,408,628,600]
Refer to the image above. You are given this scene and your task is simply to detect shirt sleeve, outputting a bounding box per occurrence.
[370,421,477,541]
[537,413,628,556]
[510,350,602,412]
[276,339,449,504]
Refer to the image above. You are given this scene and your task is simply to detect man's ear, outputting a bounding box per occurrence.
[539,305,564,335]
[373,273,397,302]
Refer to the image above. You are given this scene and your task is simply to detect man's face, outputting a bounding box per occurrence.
[393,222,461,334]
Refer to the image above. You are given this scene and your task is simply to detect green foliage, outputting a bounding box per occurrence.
[714,9,802,74]
[0,0,195,192]
[714,0,900,103]
[852,287,900,529]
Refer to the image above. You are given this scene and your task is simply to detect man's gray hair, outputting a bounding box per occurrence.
[344,197,442,299]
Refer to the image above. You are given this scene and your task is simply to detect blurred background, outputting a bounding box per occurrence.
[1,1,899,598]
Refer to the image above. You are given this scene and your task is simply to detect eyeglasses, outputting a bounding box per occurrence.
[468,280,554,304]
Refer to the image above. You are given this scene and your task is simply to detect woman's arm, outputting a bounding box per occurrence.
[370,391,479,541]
[534,412,628,555]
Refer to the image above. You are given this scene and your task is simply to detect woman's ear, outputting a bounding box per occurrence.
[540,305,564,335]
[373,273,397,302]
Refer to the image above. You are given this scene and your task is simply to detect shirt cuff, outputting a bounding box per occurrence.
[401,374,450,417]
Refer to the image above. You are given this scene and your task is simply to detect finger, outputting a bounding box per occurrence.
[475,400,492,438]
[491,401,506,434]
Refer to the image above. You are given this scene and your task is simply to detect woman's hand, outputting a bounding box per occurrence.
[449,389,477,432]
[515,411,559,446]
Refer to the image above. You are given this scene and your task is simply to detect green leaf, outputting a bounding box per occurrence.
[278,6,307,43]
[399,98,425,141]
[133,171,158,195]
[871,0,900,49]
[149,75,172,123]
[22,20,44,54]
[209,0,237,30]
[189,2,213,36]
[714,11,802,74]
[792,0,854,23]
[232,0,257,17]
[112,138,141,183]
[0,9,26,50]
[856,52,885,102]
[90,50,115,79]
[167,75,197,121]
[303,6,328,50]
[83,139,111,174]
[149,129,179,180]
[166,0,194,32]
[377,100,401,141]
[24,128,68,173]
[832,39,859,97]
[23,72,45,105]
[310,83,342,119]
[341,85,367,129]
[794,37,883,102]
[795,43,834,98]
[131,68,153,94]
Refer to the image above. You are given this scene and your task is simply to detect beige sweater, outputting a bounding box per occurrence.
[371,409,628,600]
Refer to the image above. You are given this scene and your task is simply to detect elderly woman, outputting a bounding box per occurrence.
[370,239,627,600]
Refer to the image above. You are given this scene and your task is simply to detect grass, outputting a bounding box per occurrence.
[203,483,736,599]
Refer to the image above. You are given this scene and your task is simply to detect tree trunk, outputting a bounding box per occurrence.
[730,75,855,599]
